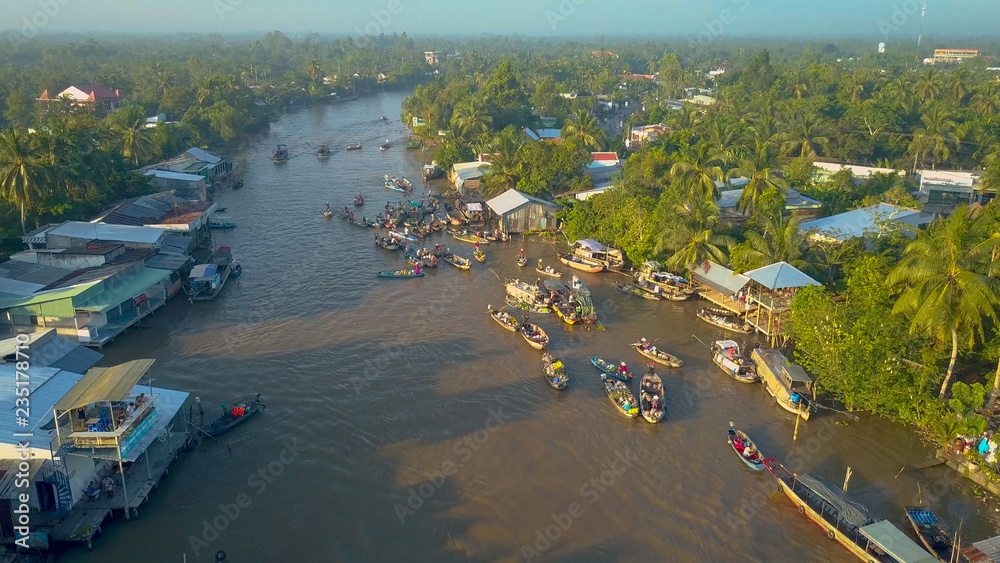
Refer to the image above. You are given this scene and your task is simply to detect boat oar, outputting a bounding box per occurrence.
[188,420,219,442]
[489,268,501,280]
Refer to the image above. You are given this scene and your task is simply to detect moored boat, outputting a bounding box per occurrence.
[599,373,639,418]
[711,340,759,383]
[558,253,604,273]
[388,230,419,242]
[616,282,661,300]
[764,459,935,562]
[449,229,489,244]
[567,276,599,324]
[697,308,752,333]
[571,239,625,271]
[376,269,425,279]
[505,295,551,314]
[636,260,695,294]
[638,368,665,423]
[591,357,631,382]
[442,253,472,270]
[199,394,265,438]
[727,422,764,470]
[904,507,958,562]
[520,322,549,350]
[632,341,682,367]
[188,247,235,302]
[751,347,815,420]
[488,306,520,331]
[209,212,236,229]
[542,353,569,390]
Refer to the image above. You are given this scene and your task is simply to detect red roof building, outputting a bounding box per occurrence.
[38,84,123,113]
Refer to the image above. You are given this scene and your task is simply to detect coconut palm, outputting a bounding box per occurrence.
[481,128,524,197]
[670,142,724,203]
[305,59,322,83]
[910,105,959,170]
[657,197,734,271]
[913,69,944,104]
[733,141,787,215]
[561,109,603,150]
[971,83,1000,118]
[108,104,151,165]
[777,112,830,158]
[888,204,1000,400]
[0,129,48,235]
[950,68,970,103]
[881,77,911,104]
[732,213,815,273]
[452,99,493,140]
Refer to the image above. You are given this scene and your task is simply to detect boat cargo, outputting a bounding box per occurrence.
[751,348,815,420]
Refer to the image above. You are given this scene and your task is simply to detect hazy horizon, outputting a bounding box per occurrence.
[1,0,995,42]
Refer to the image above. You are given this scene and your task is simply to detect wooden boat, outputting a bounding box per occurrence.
[542,353,569,390]
[388,230,418,242]
[376,270,425,279]
[272,144,288,162]
[599,373,639,418]
[209,213,236,229]
[552,301,582,325]
[711,340,759,383]
[346,142,363,150]
[322,209,334,219]
[188,247,234,302]
[405,249,437,268]
[697,308,752,333]
[638,369,665,423]
[632,342,682,367]
[616,282,661,300]
[200,394,264,437]
[489,306,520,331]
[379,140,390,150]
[636,260,695,294]
[316,145,331,158]
[661,290,691,302]
[354,194,365,207]
[751,348,815,420]
[474,249,486,262]
[517,256,527,267]
[591,357,631,382]
[536,266,563,278]
[764,459,935,562]
[559,253,604,273]
[520,322,549,350]
[904,507,958,562]
[571,239,625,271]
[374,235,400,251]
[442,253,472,270]
[422,162,442,177]
[567,278,599,324]
[379,116,389,122]
[450,230,489,244]
[505,295,551,314]
[727,422,764,470]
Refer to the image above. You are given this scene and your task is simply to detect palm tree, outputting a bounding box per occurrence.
[561,109,603,150]
[733,141,787,215]
[732,213,815,273]
[0,129,47,235]
[703,119,739,160]
[481,128,524,197]
[847,74,865,103]
[913,69,944,104]
[778,112,830,158]
[950,68,970,104]
[657,197,734,271]
[108,104,151,165]
[670,142,724,203]
[881,77,911,104]
[910,106,959,170]
[971,83,1000,118]
[305,59,322,83]
[888,204,1000,399]
[452,99,492,140]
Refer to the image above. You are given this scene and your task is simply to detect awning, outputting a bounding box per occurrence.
[190,263,217,281]
[575,239,607,251]
[53,359,155,411]
[859,521,936,563]
[690,261,750,296]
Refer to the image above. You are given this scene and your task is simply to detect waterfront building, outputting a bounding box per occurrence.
[146,147,233,191]
[486,189,561,234]
[0,344,189,548]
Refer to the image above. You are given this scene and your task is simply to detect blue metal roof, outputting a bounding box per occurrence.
[0,365,85,442]
[799,204,932,241]
[745,262,820,290]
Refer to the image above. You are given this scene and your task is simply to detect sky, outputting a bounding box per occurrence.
[0,0,996,39]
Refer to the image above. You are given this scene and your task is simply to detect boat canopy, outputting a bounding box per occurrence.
[858,520,936,563]
[797,474,870,529]
[714,340,740,350]
[574,239,607,251]
[190,263,218,281]
[466,203,483,212]
[781,363,813,385]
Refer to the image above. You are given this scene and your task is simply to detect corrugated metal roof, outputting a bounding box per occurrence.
[0,330,103,372]
[144,169,206,182]
[53,359,155,412]
[48,222,165,245]
[965,534,1000,562]
[799,204,931,241]
[745,262,820,290]
[0,365,86,440]
[186,147,222,164]
[486,189,560,216]
[690,260,750,295]
[0,260,73,286]
[145,253,190,271]
[159,234,195,255]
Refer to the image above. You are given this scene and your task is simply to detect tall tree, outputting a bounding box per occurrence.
[778,112,830,158]
[913,69,944,105]
[910,105,959,170]
[108,104,151,164]
[732,212,814,273]
[452,99,492,140]
[0,129,48,235]
[670,142,724,203]
[888,204,1000,399]
[971,83,1000,118]
[657,197,734,271]
[733,141,787,215]
[561,109,603,150]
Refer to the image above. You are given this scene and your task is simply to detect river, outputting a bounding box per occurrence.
[66,91,998,562]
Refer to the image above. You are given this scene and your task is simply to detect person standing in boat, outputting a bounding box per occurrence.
[620,362,628,378]
[520,249,525,260]
[414,262,420,275]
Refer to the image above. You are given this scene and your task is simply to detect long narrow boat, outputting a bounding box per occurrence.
[450,230,489,244]
[519,322,549,350]
[442,253,472,270]
[488,306,520,331]
[904,507,957,562]
[388,230,419,242]
[505,295,551,314]
[632,342,683,367]
[697,308,752,333]
[376,270,425,279]
[568,278,599,324]
[517,256,528,267]
[200,394,264,437]
[616,282,661,300]
[764,459,936,562]
[374,235,400,251]
[558,253,604,273]
[536,266,563,278]
[727,422,764,470]
[591,357,631,382]
[638,370,665,423]
[542,353,569,390]
[599,373,639,418]
[752,347,816,420]
[711,340,759,383]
